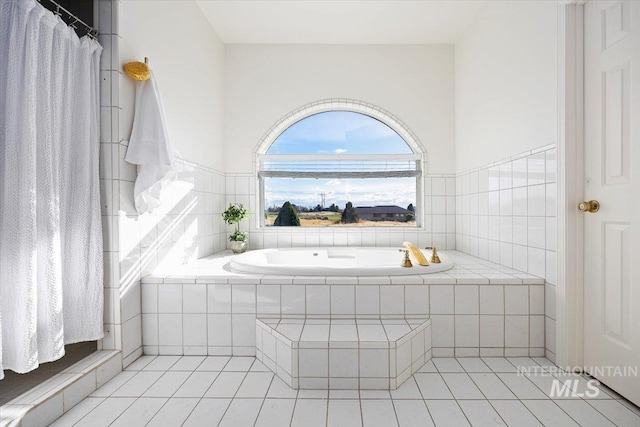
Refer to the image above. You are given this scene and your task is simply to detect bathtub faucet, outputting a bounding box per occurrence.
[424,246,442,264]
[402,241,430,266]
[399,249,413,267]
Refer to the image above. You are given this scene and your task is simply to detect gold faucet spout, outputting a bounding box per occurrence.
[402,241,430,266]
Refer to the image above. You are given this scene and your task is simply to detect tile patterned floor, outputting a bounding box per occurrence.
[50,356,640,427]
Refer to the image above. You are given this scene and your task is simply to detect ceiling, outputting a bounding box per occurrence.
[195,1,486,44]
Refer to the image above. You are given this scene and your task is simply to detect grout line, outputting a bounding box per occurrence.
[213,358,255,424]
[583,397,634,426]
[79,396,137,427]
[287,387,299,427]
[485,359,550,425]
[251,374,276,426]
[139,364,194,426]
[355,395,365,426]
[197,356,231,398]
[411,375,438,426]
[324,395,329,427]
[437,369,474,426]
[354,317,361,390]
[174,386,203,426]
[465,369,510,426]
[103,363,171,425]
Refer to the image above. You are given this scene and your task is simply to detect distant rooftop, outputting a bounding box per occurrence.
[355,205,411,214]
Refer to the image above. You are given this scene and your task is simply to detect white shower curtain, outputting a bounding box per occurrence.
[0,0,103,379]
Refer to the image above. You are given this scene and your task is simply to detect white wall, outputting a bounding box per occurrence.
[454,1,558,361]
[455,1,557,172]
[119,0,225,171]
[114,0,227,364]
[224,44,456,174]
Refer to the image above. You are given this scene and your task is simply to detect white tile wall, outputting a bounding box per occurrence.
[224,173,457,252]
[98,0,123,357]
[117,158,226,281]
[455,145,557,361]
[97,0,228,365]
[113,96,225,364]
[100,0,224,363]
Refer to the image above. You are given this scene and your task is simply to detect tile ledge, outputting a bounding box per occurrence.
[142,250,544,286]
[1,351,121,426]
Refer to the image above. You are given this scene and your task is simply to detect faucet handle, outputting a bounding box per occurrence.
[424,246,441,264]
[399,249,413,268]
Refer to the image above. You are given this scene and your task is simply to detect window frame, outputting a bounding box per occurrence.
[253,101,426,230]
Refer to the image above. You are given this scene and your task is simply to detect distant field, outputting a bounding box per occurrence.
[265,212,415,227]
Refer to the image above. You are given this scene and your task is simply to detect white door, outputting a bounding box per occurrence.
[584,0,640,406]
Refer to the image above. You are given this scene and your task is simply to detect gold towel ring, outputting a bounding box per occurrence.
[124,57,150,81]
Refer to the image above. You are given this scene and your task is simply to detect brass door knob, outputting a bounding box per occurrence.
[578,200,600,213]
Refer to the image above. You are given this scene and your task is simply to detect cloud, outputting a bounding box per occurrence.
[265,177,416,210]
[334,148,346,154]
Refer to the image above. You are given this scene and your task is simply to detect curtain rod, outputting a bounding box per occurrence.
[37,0,98,38]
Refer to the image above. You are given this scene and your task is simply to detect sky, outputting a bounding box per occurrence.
[264,111,416,209]
[264,177,416,210]
[267,111,412,155]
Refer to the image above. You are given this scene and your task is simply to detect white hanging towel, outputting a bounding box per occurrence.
[125,72,175,214]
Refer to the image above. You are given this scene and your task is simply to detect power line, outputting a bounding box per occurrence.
[318,192,331,209]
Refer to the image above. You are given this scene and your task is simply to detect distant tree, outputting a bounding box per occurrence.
[405,213,415,222]
[341,201,359,224]
[407,203,415,213]
[274,201,301,226]
[313,204,322,212]
[328,203,340,212]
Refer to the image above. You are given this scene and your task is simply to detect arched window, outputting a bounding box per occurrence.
[258,107,422,227]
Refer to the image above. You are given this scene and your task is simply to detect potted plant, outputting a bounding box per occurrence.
[222,203,249,253]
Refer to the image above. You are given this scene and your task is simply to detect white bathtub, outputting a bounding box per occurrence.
[229,247,454,276]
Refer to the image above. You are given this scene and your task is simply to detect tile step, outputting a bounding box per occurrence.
[256,316,432,390]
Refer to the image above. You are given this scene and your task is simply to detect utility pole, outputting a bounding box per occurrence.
[318,192,330,209]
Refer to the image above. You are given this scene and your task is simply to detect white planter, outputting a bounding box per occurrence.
[230,240,248,254]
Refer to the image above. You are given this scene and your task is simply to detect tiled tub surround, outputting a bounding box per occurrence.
[454,144,557,361]
[256,317,432,390]
[141,251,545,358]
